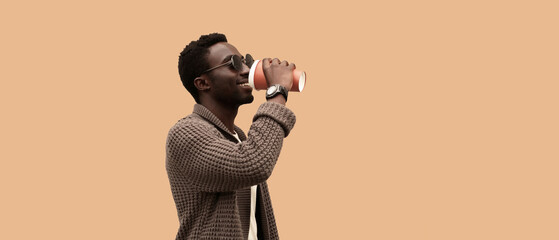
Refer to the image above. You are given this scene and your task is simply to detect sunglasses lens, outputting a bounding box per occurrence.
[245,54,254,68]
[232,55,242,71]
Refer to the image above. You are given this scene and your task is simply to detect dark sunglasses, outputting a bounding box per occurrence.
[202,54,254,74]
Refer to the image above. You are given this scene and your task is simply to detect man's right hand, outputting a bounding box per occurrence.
[261,58,295,91]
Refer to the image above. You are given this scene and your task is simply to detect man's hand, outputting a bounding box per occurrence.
[261,58,295,91]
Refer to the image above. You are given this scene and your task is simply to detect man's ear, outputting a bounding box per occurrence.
[194,77,211,91]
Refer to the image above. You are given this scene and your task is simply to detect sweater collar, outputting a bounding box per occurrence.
[192,104,247,141]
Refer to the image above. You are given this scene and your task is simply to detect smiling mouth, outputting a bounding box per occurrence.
[237,82,250,87]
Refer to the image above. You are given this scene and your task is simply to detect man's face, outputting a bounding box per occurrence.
[204,42,254,106]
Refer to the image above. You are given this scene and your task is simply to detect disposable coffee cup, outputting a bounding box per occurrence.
[248,59,306,92]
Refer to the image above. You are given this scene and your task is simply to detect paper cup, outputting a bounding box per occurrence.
[248,59,306,92]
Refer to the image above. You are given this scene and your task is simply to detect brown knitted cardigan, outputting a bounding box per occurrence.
[166,102,296,240]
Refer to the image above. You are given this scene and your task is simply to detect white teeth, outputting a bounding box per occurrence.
[238,83,250,86]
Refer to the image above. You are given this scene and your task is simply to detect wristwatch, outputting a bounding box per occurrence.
[265,84,289,101]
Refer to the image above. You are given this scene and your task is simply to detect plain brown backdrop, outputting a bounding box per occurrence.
[1,0,558,239]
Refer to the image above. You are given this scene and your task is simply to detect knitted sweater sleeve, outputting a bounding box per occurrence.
[167,102,296,192]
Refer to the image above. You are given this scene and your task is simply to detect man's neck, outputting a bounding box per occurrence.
[201,102,239,133]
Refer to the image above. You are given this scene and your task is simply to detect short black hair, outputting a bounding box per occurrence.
[178,33,228,103]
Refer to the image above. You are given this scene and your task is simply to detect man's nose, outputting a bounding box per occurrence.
[240,62,250,76]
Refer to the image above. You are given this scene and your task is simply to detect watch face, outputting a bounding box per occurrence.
[267,85,277,95]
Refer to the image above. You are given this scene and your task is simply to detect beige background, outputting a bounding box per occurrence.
[1,0,558,239]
